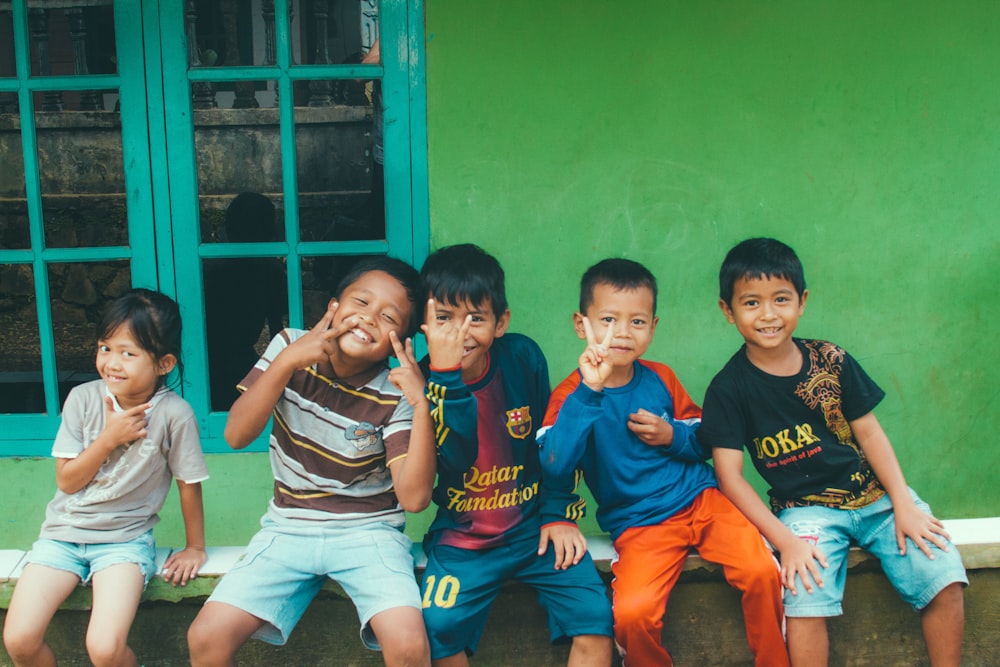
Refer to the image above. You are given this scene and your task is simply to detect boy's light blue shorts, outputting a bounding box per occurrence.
[778,487,968,617]
[206,517,422,648]
[27,530,156,586]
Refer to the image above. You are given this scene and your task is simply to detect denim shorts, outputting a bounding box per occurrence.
[27,530,157,586]
[778,488,968,616]
[421,533,613,659]
[207,517,422,648]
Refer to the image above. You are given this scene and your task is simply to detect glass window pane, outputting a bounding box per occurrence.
[0,9,14,84]
[36,98,126,247]
[0,118,28,250]
[292,0,378,67]
[192,82,283,243]
[296,94,383,243]
[300,254,377,325]
[203,255,287,410]
[27,3,117,79]
[0,264,43,414]
[48,261,130,390]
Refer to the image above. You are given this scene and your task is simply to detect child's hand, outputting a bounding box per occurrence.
[421,298,471,370]
[102,397,151,448]
[388,332,428,407]
[538,523,589,570]
[161,546,207,587]
[283,303,358,369]
[578,316,614,391]
[627,408,674,446]
[778,537,828,596]
[893,500,950,558]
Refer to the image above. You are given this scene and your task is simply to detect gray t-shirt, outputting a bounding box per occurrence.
[40,380,209,544]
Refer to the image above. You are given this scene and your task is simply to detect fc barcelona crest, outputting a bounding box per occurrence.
[506,406,532,439]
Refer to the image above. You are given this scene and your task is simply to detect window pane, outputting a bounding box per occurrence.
[0,264,42,413]
[292,0,378,68]
[300,254,377,325]
[48,261,130,387]
[37,98,126,247]
[0,118,28,249]
[295,95,383,243]
[192,83,283,243]
[27,2,117,79]
[203,255,287,410]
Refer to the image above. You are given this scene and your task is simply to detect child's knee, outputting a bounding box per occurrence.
[85,630,130,667]
[612,589,664,629]
[377,624,430,664]
[3,623,44,662]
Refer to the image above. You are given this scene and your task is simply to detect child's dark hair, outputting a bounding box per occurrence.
[719,238,806,306]
[335,256,422,338]
[419,244,508,319]
[579,258,658,314]
[98,288,183,389]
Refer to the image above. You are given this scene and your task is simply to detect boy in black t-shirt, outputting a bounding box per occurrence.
[698,237,967,667]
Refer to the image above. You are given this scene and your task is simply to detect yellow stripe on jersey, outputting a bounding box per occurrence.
[303,366,400,406]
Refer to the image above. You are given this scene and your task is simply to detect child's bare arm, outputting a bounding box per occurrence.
[713,447,828,595]
[56,397,151,494]
[387,332,436,512]
[162,479,207,586]
[851,411,950,557]
[225,305,357,448]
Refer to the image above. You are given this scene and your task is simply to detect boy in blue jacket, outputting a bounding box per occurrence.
[419,244,613,667]
[539,258,788,667]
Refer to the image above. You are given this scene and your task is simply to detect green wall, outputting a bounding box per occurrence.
[1,1,996,550]
[422,1,998,517]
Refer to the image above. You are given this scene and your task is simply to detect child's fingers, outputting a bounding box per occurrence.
[601,321,614,347]
[424,298,437,324]
[458,314,473,340]
[389,331,407,360]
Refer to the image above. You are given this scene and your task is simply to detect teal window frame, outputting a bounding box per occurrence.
[0,0,429,456]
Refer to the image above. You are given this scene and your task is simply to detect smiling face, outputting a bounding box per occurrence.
[430,297,510,382]
[720,274,808,371]
[575,282,658,387]
[329,269,414,372]
[97,326,174,409]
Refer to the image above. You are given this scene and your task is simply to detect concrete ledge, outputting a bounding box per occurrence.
[1,518,998,666]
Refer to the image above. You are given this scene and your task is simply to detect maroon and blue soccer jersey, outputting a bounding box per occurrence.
[422,333,583,550]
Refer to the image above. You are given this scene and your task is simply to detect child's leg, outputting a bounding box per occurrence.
[786,617,829,667]
[86,563,144,667]
[188,601,267,667]
[368,606,430,667]
[2,564,80,667]
[921,582,964,667]
[692,489,789,667]
[854,489,968,667]
[611,516,695,667]
[567,634,613,667]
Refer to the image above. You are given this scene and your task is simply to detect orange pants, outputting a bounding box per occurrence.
[611,488,789,667]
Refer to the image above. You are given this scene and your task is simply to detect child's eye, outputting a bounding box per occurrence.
[775,296,789,303]
[631,319,646,327]
[435,314,449,322]
[382,313,398,326]
[601,316,615,324]
[743,299,758,307]
[98,344,110,353]
[122,351,135,358]
[470,315,485,323]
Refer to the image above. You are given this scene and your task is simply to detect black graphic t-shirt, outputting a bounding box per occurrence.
[699,339,886,511]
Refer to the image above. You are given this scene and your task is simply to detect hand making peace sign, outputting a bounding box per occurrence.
[577,315,614,392]
[388,331,428,407]
[282,302,359,369]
